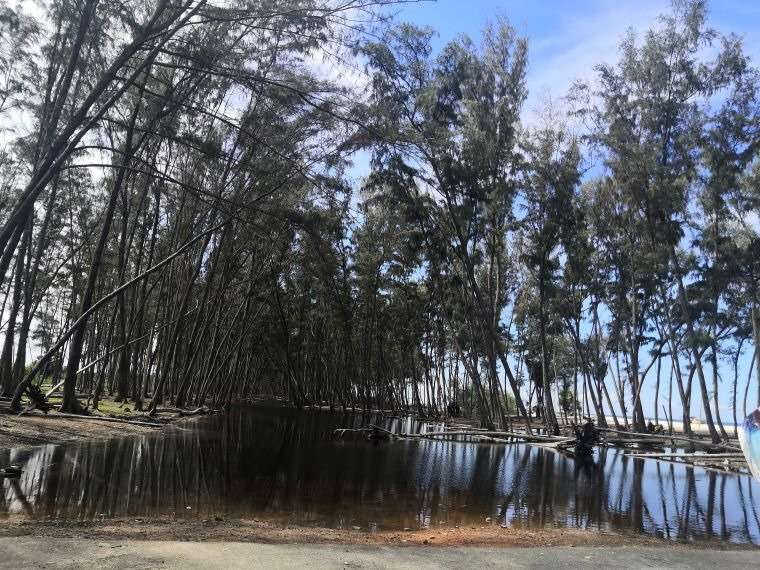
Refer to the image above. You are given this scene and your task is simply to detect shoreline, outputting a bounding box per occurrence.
[1,409,757,552]
[602,415,741,436]
[4,539,759,570]
[0,409,202,452]
[0,516,754,550]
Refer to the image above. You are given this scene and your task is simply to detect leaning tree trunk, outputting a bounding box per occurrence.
[0,234,28,396]
[59,85,144,412]
[12,181,59,387]
[711,339,729,441]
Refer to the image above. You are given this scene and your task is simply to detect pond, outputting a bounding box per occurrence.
[2,405,760,545]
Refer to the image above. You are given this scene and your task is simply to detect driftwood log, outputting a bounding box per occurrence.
[624,452,746,459]
[598,427,742,452]
[328,421,751,476]
[153,406,213,416]
[20,411,163,427]
[398,430,568,443]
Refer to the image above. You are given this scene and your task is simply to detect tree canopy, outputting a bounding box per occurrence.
[0,0,759,443]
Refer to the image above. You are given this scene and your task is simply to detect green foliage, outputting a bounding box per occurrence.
[0,0,759,431]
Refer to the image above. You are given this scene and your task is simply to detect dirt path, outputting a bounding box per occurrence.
[0,537,756,569]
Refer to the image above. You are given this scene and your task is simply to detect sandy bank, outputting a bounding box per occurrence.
[2,538,759,570]
[0,516,747,550]
[0,411,180,451]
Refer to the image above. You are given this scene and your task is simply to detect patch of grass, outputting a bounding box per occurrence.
[91,398,136,417]
[16,377,142,417]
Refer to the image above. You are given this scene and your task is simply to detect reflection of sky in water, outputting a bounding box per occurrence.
[2,406,760,545]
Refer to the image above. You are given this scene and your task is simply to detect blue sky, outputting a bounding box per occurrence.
[374,1,760,425]
[391,0,760,120]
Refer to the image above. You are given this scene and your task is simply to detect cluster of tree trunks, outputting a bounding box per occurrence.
[0,1,758,444]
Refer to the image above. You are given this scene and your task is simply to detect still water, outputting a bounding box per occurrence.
[2,406,760,545]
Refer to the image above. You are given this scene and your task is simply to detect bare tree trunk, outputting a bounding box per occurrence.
[0,229,29,395]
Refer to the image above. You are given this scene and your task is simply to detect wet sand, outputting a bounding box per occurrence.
[0,516,702,548]
[0,516,752,550]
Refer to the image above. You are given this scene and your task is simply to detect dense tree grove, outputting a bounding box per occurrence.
[1,0,760,443]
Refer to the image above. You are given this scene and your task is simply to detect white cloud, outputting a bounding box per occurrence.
[522,0,669,123]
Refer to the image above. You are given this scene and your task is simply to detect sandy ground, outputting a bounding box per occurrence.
[0,537,757,569]
[603,416,732,436]
[0,411,165,451]
[0,516,745,550]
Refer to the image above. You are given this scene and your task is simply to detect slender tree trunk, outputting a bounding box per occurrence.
[538,275,559,435]
[670,248,720,443]
[12,181,59,386]
[59,78,145,412]
[654,355,661,425]
[0,236,28,395]
[711,340,728,440]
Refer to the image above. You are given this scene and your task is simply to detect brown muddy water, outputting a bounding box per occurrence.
[1,406,760,545]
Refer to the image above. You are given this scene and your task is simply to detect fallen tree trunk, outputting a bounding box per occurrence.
[28,411,163,427]
[44,381,64,398]
[533,437,577,450]
[623,451,746,459]
[598,427,742,452]
[604,438,669,446]
[154,406,213,416]
[399,430,568,442]
[626,453,751,477]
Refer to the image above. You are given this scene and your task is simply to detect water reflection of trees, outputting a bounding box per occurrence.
[1,409,759,544]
